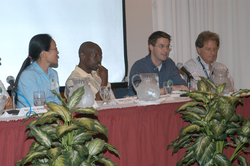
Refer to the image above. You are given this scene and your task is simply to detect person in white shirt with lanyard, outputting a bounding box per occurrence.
[184,31,234,90]
[0,58,13,109]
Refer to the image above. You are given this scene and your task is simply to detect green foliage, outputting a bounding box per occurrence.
[168,77,250,166]
[15,87,119,166]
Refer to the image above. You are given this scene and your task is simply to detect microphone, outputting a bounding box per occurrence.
[6,76,19,114]
[6,76,16,89]
[177,63,193,79]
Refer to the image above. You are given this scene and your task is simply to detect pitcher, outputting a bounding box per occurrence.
[210,69,232,95]
[66,77,95,108]
[132,73,160,101]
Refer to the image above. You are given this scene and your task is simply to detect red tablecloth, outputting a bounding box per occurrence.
[0,97,249,166]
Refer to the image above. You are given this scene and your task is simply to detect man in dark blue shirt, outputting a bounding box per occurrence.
[129,31,188,96]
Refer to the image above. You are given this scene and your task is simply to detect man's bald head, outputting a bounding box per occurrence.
[78,41,102,73]
[79,41,101,56]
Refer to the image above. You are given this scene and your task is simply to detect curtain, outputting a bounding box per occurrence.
[152,0,250,90]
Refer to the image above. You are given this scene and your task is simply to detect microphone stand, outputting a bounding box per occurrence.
[11,88,16,110]
[180,75,192,97]
[7,86,19,115]
[187,76,191,92]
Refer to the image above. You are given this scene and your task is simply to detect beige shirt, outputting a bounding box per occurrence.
[184,56,234,90]
[65,66,114,99]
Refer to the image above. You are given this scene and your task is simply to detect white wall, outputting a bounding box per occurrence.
[125,0,153,78]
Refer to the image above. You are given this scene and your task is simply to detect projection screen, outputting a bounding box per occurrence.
[0,0,126,88]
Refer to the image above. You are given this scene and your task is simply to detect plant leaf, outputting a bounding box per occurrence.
[176,148,195,166]
[229,113,244,123]
[67,86,85,110]
[231,89,250,97]
[172,137,192,155]
[29,142,41,152]
[213,153,231,165]
[197,80,210,92]
[226,96,243,106]
[204,158,214,166]
[88,138,105,156]
[241,118,250,136]
[238,135,249,143]
[186,158,196,166]
[218,97,235,121]
[200,76,216,90]
[39,124,58,140]
[49,154,69,166]
[48,147,62,160]
[237,155,248,166]
[28,124,52,148]
[93,120,109,137]
[98,157,116,166]
[72,131,96,145]
[33,113,62,127]
[187,91,210,104]
[56,125,78,138]
[72,107,98,114]
[105,143,120,157]
[216,83,226,94]
[187,107,207,116]
[46,102,71,123]
[229,135,240,145]
[193,135,215,165]
[50,89,67,107]
[225,127,239,135]
[21,151,48,165]
[79,161,92,166]
[175,102,204,113]
[179,124,201,137]
[181,111,202,123]
[210,122,227,139]
[64,150,82,166]
[205,108,216,122]
[73,144,88,158]
[72,118,95,130]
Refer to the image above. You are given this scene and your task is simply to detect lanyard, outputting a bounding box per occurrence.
[197,56,210,79]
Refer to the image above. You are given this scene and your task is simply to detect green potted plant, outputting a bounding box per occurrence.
[15,86,119,166]
[167,77,250,166]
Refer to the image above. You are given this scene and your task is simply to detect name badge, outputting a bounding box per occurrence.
[50,78,59,90]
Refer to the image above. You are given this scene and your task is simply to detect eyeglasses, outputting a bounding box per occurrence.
[155,44,172,51]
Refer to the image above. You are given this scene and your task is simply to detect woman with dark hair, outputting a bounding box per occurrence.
[16,34,61,108]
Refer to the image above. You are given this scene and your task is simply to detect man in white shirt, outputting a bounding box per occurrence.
[65,42,114,100]
[184,31,234,89]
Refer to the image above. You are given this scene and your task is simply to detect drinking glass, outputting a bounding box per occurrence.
[33,91,45,106]
[163,80,173,96]
[99,86,111,105]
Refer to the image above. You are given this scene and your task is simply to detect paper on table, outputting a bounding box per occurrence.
[114,98,134,105]
[171,91,186,97]
[108,100,118,105]
[20,106,47,116]
[133,98,166,105]
[1,111,11,117]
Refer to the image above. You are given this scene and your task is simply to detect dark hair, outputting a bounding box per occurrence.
[195,31,220,48]
[15,34,52,87]
[148,31,171,46]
